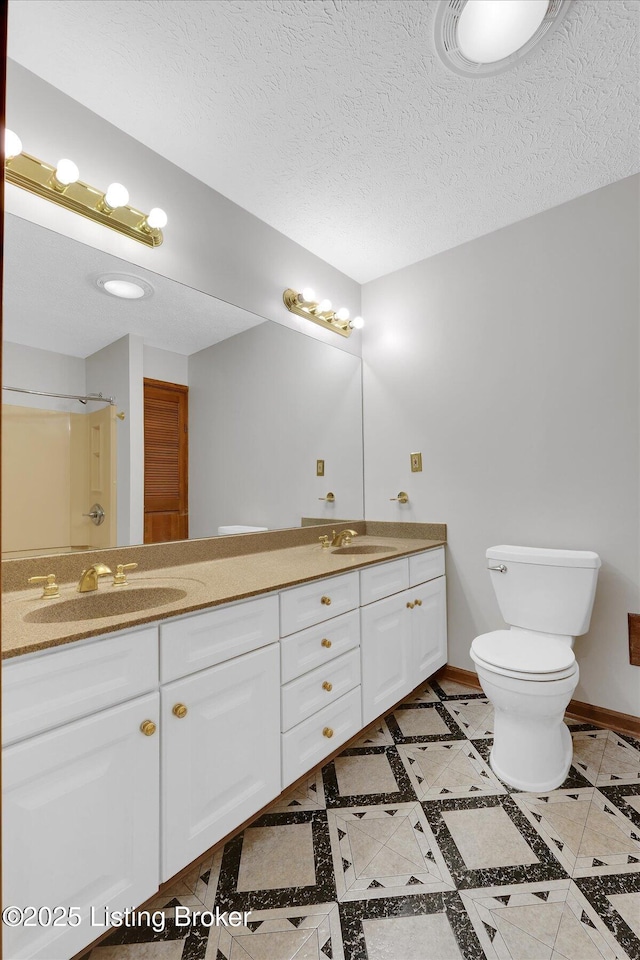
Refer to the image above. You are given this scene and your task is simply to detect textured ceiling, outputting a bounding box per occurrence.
[3,215,265,358]
[7,0,640,283]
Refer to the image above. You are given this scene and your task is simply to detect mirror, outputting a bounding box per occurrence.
[2,213,364,558]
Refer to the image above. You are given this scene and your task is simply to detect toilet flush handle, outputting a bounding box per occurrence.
[488,564,507,573]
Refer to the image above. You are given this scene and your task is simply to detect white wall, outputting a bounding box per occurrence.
[86,335,144,546]
[362,175,640,716]
[189,322,363,537]
[3,341,85,412]
[143,346,188,386]
[6,60,362,358]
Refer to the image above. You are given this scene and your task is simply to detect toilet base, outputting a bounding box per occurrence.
[489,725,572,792]
[473,660,579,793]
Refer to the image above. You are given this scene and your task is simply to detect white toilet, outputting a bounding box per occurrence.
[470,545,601,792]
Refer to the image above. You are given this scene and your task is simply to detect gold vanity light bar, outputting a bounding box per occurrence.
[283,288,364,338]
[4,131,166,248]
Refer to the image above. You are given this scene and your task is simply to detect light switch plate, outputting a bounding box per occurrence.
[316,459,325,477]
[410,452,423,472]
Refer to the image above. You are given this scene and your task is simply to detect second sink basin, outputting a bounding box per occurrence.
[24,586,188,624]
[332,544,398,556]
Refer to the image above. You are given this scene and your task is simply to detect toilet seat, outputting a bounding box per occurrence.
[471,630,577,682]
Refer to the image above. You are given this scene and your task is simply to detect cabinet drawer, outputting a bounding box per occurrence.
[280,609,360,683]
[409,547,445,587]
[360,558,409,605]
[280,572,359,637]
[2,627,158,746]
[282,686,362,788]
[281,648,360,732]
[160,595,279,682]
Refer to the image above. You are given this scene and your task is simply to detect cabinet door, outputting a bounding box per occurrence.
[3,693,160,960]
[412,576,447,680]
[161,643,280,881]
[361,593,413,726]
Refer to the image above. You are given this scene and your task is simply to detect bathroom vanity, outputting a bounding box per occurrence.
[1,532,446,960]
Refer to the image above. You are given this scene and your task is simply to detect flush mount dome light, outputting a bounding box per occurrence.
[435,0,573,78]
[96,274,154,300]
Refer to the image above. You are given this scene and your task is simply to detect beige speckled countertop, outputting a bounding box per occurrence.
[1,534,445,659]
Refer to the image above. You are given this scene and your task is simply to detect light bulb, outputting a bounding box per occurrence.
[104,182,129,209]
[457,0,548,64]
[317,299,332,313]
[147,207,167,229]
[335,307,350,321]
[55,158,79,185]
[350,315,365,330]
[5,129,22,160]
[301,287,316,303]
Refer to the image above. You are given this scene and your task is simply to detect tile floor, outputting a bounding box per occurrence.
[86,677,640,960]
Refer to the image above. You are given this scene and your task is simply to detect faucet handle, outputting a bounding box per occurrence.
[318,535,331,549]
[27,573,60,599]
[113,562,138,586]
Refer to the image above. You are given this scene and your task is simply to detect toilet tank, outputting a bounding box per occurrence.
[486,545,601,636]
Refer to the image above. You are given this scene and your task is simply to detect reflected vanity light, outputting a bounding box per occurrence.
[283,288,365,338]
[3,130,167,247]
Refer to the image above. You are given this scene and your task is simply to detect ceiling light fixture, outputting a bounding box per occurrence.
[4,131,167,247]
[435,0,573,78]
[282,288,364,337]
[96,274,154,300]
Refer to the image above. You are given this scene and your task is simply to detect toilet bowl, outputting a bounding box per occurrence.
[471,545,600,792]
[471,630,579,791]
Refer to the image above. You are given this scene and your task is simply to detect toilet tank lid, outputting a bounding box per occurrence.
[486,545,601,569]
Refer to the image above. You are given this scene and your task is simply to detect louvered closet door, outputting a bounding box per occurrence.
[144,378,189,543]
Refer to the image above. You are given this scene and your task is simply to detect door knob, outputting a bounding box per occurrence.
[140,720,157,736]
[390,491,409,504]
[172,703,188,719]
[322,681,333,692]
[321,638,332,648]
[321,596,332,605]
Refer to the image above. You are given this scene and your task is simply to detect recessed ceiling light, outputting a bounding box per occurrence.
[96,273,154,300]
[435,0,573,78]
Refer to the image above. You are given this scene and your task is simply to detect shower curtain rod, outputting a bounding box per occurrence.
[3,386,115,405]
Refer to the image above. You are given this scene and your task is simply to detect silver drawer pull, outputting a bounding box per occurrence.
[488,564,507,573]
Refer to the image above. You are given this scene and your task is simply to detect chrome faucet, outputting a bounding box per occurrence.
[331,529,359,547]
[77,563,112,593]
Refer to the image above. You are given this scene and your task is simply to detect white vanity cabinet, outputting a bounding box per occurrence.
[2,544,447,959]
[160,642,280,881]
[159,595,281,880]
[2,628,160,960]
[361,549,447,725]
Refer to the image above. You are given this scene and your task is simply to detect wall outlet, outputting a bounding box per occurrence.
[410,452,423,473]
[316,459,325,477]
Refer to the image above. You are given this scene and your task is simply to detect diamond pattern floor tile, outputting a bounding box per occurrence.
[91,677,639,960]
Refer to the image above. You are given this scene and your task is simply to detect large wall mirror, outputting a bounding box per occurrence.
[2,213,364,558]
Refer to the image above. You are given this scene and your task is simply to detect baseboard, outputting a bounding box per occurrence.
[436,664,640,738]
[434,664,482,691]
